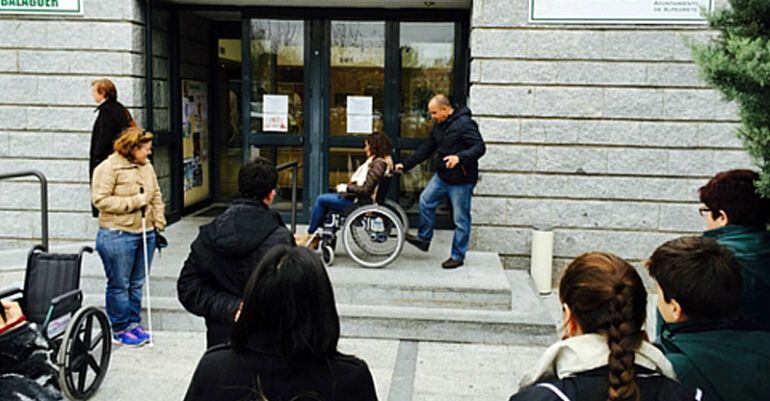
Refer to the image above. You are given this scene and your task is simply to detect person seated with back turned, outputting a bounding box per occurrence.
[297,132,393,248]
[509,252,701,401]
[177,157,294,349]
[697,169,770,330]
[648,236,770,401]
[183,246,378,401]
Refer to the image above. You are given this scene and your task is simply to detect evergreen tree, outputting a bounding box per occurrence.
[691,0,770,196]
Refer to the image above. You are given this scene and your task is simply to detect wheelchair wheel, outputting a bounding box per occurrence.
[383,199,409,232]
[321,245,335,267]
[342,206,404,268]
[58,306,112,400]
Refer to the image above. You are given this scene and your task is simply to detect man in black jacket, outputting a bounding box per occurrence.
[177,157,295,348]
[395,94,486,269]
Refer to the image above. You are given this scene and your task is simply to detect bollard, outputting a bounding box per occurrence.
[530,225,554,295]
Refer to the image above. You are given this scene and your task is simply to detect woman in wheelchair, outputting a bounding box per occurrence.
[299,132,393,248]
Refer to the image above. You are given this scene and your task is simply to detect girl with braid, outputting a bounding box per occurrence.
[509,252,703,401]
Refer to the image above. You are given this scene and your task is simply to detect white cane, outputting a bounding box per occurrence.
[139,187,154,347]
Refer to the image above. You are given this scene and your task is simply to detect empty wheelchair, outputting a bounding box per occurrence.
[1,246,111,400]
[0,170,110,400]
[318,176,409,268]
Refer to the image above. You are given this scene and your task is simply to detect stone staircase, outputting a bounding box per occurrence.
[3,217,558,346]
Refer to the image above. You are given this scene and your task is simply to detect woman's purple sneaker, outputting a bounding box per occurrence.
[130,326,151,342]
[112,330,146,347]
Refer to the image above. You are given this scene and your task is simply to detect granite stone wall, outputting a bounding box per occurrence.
[467,0,753,273]
[0,0,145,248]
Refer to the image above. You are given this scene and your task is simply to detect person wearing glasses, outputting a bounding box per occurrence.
[92,127,166,346]
[698,169,770,330]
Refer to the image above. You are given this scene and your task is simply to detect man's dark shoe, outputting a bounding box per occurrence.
[405,233,430,252]
[441,258,464,269]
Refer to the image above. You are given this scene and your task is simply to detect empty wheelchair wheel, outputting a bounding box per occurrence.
[58,306,112,400]
[342,205,404,268]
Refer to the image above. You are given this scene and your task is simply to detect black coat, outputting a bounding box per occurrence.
[183,338,378,401]
[177,199,295,348]
[0,323,61,401]
[89,98,132,217]
[402,106,486,185]
[90,98,132,177]
[510,366,703,401]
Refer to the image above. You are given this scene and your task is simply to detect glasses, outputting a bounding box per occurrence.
[698,206,711,217]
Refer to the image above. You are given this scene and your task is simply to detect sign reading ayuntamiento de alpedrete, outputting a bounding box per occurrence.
[530,0,712,24]
[0,0,82,15]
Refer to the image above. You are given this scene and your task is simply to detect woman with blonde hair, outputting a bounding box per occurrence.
[92,127,165,347]
[509,252,702,401]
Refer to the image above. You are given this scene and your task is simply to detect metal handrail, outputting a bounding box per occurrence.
[0,170,48,251]
[276,161,299,233]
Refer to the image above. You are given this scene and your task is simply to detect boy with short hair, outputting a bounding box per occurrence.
[647,236,770,401]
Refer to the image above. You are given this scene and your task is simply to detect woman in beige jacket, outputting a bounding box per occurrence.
[92,127,165,347]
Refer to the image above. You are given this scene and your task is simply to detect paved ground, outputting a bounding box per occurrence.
[97,331,547,401]
[0,212,556,401]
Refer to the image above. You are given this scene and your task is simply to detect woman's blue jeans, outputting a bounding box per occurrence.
[96,228,156,333]
[308,193,354,233]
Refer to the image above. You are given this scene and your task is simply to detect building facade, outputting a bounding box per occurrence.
[0,0,751,274]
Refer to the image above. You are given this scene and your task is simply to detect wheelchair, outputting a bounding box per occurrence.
[318,176,409,268]
[0,247,111,400]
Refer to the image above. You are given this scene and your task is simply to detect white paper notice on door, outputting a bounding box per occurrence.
[347,96,373,134]
[263,94,289,132]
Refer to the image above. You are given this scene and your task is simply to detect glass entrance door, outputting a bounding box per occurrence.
[244,15,466,225]
[327,21,385,193]
[247,19,306,214]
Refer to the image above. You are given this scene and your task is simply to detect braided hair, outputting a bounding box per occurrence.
[559,252,648,401]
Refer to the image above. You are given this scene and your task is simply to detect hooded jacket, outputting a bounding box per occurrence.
[177,199,294,348]
[402,106,486,185]
[704,225,770,330]
[659,319,770,401]
[510,334,701,401]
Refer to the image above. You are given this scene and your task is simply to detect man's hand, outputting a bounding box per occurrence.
[443,155,460,169]
[336,183,348,193]
[394,163,404,173]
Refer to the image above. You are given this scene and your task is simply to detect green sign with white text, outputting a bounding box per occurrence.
[0,0,82,15]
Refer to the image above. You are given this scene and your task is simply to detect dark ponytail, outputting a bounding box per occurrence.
[559,252,647,401]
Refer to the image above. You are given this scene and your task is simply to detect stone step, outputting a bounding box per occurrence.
[79,250,514,312]
[83,290,557,346]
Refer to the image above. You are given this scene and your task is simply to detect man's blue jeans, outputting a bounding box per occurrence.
[96,228,156,333]
[417,174,475,261]
[308,193,354,233]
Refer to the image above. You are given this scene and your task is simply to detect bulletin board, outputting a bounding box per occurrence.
[182,80,210,207]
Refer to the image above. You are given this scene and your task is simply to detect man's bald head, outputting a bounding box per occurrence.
[428,94,453,123]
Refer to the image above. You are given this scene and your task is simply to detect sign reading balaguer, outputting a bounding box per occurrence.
[530,0,712,24]
[0,0,82,15]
